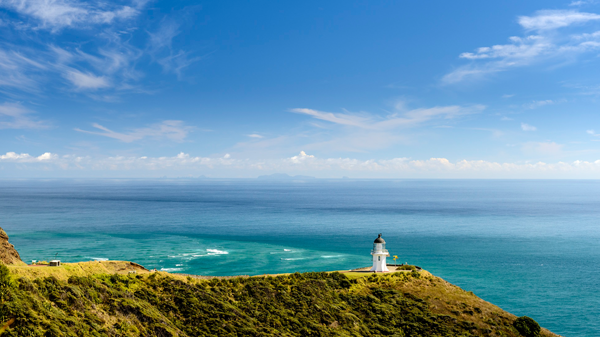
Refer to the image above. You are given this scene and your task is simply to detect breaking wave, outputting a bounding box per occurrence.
[206,249,229,255]
[161,268,183,272]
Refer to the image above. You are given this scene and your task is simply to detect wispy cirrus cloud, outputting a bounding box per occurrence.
[522,141,564,155]
[0,1,201,99]
[291,103,485,130]
[0,3,197,97]
[0,0,139,31]
[0,36,148,98]
[569,0,597,7]
[443,9,600,84]
[0,43,142,94]
[286,102,486,153]
[0,102,47,129]
[524,99,554,109]
[147,19,201,79]
[0,48,47,93]
[64,69,110,89]
[75,120,194,143]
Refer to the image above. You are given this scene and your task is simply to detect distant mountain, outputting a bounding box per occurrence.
[257,173,316,180]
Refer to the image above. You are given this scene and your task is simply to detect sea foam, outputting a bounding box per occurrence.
[161,268,183,272]
[321,255,344,259]
[206,249,229,255]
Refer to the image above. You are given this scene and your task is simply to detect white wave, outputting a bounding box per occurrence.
[175,264,183,266]
[284,249,292,252]
[321,255,344,259]
[167,249,228,260]
[281,257,306,261]
[206,249,229,255]
[160,268,183,272]
[88,257,109,261]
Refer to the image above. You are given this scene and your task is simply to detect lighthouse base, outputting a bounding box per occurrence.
[370,254,389,272]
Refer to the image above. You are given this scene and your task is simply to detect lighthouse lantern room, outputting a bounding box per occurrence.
[370,233,390,272]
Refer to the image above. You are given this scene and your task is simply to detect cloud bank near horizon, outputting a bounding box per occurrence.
[2,151,600,178]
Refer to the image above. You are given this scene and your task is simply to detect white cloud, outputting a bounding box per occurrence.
[518,10,600,31]
[75,120,193,143]
[291,104,485,130]
[248,134,264,138]
[6,151,600,178]
[524,100,554,109]
[444,10,600,84]
[289,151,314,164]
[65,70,110,89]
[0,0,139,31]
[458,35,549,60]
[587,129,596,135]
[0,152,56,162]
[521,123,537,131]
[0,102,47,129]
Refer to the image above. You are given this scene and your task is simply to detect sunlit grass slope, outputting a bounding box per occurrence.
[0,262,558,336]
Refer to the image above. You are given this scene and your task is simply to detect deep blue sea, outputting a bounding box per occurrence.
[1,179,598,336]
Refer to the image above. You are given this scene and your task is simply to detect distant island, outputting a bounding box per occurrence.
[0,228,557,337]
[257,173,317,180]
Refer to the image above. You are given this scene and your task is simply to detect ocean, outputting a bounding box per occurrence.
[1,179,598,336]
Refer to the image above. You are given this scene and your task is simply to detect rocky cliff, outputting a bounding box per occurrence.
[0,227,24,265]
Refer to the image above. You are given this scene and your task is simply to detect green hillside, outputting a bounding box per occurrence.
[0,262,557,337]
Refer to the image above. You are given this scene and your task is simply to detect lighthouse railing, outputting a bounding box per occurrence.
[371,248,389,254]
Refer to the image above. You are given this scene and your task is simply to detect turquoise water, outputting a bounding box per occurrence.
[1,179,599,336]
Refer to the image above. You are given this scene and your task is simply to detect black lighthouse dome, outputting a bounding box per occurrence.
[374,233,385,244]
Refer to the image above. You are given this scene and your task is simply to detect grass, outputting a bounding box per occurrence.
[1,262,560,336]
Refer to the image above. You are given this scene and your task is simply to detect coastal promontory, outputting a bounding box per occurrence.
[0,228,558,337]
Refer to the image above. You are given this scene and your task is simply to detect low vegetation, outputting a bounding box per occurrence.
[0,262,558,337]
[514,316,541,337]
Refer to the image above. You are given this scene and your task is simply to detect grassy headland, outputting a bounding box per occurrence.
[0,261,559,337]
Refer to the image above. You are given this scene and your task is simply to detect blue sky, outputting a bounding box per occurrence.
[2,0,600,178]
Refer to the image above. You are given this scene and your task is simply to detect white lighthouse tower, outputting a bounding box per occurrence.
[370,233,390,272]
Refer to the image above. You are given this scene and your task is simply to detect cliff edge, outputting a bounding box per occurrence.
[0,227,24,266]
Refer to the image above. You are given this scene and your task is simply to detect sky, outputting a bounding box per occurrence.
[3,0,600,178]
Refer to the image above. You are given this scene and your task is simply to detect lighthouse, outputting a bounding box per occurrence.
[370,233,390,272]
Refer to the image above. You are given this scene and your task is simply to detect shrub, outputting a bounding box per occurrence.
[0,264,15,302]
[514,316,541,337]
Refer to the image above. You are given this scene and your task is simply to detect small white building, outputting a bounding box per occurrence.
[370,233,390,272]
